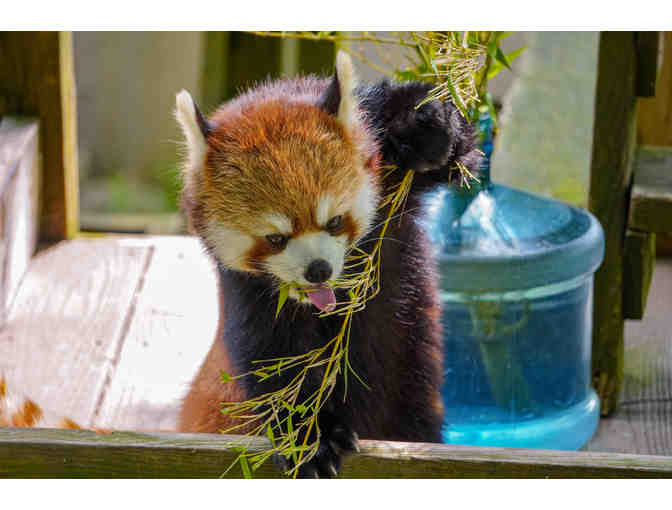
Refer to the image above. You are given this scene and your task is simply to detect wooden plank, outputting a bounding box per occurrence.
[638,32,672,146]
[0,239,150,426]
[200,32,230,111]
[200,32,333,112]
[587,258,672,455]
[297,37,335,76]
[1,427,671,478]
[588,32,639,416]
[225,32,285,101]
[635,31,660,97]
[0,118,40,326]
[79,212,185,235]
[622,229,656,320]
[658,233,672,256]
[92,237,218,432]
[0,31,79,242]
[628,146,672,233]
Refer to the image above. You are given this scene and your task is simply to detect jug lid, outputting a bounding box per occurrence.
[420,183,605,292]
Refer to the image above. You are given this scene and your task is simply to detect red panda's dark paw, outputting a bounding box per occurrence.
[273,425,359,479]
[298,426,359,479]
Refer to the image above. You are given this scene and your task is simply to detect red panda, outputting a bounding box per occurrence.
[176,51,482,478]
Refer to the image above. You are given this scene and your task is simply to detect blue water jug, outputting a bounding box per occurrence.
[420,119,605,450]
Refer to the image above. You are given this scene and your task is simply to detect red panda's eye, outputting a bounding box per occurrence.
[326,215,343,234]
[266,233,288,249]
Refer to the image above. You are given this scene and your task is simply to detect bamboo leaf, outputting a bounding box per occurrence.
[495,31,514,43]
[239,455,253,479]
[266,424,276,447]
[488,41,511,71]
[220,370,232,383]
[485,92,498,132]
[495,47,511,69]
[487,40,498,60]
[486,46,526,79]
[275,284,290,318]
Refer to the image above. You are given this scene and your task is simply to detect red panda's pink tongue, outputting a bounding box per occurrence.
[306,285,336,312]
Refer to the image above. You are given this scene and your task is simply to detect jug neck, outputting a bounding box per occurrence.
[448,163,490,216]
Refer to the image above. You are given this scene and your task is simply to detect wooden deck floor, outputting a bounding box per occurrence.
[0,236,218,431]
[1,235,671,455]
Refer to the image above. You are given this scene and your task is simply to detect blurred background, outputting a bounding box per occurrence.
[74,31,599,234]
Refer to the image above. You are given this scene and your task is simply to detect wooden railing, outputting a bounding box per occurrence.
[2,428,672,478]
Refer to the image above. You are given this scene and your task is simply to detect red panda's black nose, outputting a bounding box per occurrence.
[305,259,333,284]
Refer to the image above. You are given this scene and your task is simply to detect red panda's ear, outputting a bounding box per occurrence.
[318,51,358,131]
[176,90,213,181]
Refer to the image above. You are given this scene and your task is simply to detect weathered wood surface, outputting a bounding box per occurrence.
[635,32,660,97]
[588,32,640,416]
[200,32,230,111]
[0,118,40,325]
[628,146,672,233]
[0,236,217,431]
[1,427,671,479]
[0,240,150,426]
[587,258,672,456]
[93,237,218,431]
[638,32,672,146]
[622,229,656,320]
[79,212,185,235]
[0,31,79,242]
[210,32,334,105]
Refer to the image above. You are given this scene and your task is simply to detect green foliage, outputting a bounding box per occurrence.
[249,31,525,133]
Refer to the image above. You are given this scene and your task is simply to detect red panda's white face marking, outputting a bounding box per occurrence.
[204,221,255,272]
[264,231,348,286]
[263,213,294,236]
[204,185,375,287]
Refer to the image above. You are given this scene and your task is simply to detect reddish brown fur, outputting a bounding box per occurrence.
[181,77,380,270]
[203,103,366,230]
[341,212,359,245]
[179,287,256,434]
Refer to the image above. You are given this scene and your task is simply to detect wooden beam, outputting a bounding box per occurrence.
[1,428,671,478]
[638,32,672,146]
[622,229,656,320]
[199,32,230,111]
[297,37,335,76]
[635,32,660,97]
[0,31,79,242]
[588,32,639,416]
[628,146,672,233]
[0,118,40,326]
[223,32,286,102]
[202,32,335,108]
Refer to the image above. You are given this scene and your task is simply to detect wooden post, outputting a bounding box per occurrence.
[637,32,672,256]
[200,32,335,109]
[638,32,672,145]
[0,31,79,243]
[0,118,40,325]
[622,229,656,320]
[200,32,230,112]
[588,32,639,416]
